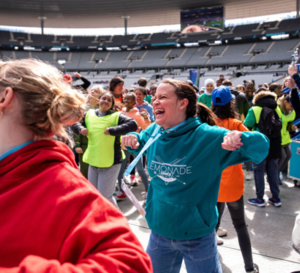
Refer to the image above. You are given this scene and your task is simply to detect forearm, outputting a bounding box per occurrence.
[238,131,270,164]
[71,122,85,134]
[80,77,91,90]
[109,115,138,136]
[291,88,300,116]
[292,73,300,90]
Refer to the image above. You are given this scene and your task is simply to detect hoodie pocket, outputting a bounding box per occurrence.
[146,199,210,240]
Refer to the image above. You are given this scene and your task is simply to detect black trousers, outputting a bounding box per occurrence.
[216,196,254,272]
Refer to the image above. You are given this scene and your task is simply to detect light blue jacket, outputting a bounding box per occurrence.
[126,117,269,240]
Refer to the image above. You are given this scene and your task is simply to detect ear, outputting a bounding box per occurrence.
[178,98,189,111]
[0,87,14,109]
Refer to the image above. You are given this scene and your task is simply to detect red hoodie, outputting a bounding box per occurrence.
[0,140,152,273]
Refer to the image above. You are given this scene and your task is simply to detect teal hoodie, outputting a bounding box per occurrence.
[126,117,269,240]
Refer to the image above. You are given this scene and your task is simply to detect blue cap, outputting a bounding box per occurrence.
[212,85,234,106]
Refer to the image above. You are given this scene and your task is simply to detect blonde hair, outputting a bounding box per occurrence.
[90,84,105,96]
[0,58,86,139]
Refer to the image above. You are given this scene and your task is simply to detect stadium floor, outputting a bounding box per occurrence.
[118,170,300,273]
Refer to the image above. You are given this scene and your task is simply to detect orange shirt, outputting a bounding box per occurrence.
[216,118,249,202]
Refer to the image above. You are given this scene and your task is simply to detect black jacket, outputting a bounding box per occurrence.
[291,73,300,118]
[253,91,281,159]
[230,87,250,119]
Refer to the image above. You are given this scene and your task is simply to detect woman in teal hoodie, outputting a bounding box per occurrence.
[123,79,269,273]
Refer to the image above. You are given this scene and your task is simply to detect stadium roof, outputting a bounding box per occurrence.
[0,0,237,28]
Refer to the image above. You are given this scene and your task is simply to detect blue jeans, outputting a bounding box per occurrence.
[146,231,222,273]
[253,157,280,200]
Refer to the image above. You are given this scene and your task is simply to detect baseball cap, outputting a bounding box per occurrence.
[212,85,234,106]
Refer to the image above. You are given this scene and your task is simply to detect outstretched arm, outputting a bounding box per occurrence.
[221,131,243,151]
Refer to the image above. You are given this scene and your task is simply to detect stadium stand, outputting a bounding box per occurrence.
[0,17,299,87]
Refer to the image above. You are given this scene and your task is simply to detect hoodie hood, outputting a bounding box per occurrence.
[159,117,202,138]
[253,91,277,109]
[0,140,76,179]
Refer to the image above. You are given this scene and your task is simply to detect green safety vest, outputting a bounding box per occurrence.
[280,109,296,145]
[83,110,121,168]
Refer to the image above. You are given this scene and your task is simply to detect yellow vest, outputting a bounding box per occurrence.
[281,110,296,145]
[83,110,121,168]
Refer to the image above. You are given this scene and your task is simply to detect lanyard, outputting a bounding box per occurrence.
[123,120,186,176]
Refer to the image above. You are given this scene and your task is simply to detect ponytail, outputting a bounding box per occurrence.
[196,102,217,126]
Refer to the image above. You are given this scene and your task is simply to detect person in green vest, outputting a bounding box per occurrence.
[198,78,215,108]
[73,91,137,207]
[277,94,296,184]
[73,85,105,178]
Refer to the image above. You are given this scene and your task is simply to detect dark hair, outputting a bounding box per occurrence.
[211,100,239,119]
[269,82,281,92]
[160,79,216,125]
[150,83,158,90]
[99,91,116,112]
[244,80,255,88]
[137,77,148,87]
[109,76,124,92]
[222,79,233,87]
[282,93,291,102]
[196,103,217,126]
[278,93,292,114]
[124,92,136,102]
[255,87,268,95]
[135,86,147,96]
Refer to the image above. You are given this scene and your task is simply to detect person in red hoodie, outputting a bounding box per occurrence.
[0,58,152,273]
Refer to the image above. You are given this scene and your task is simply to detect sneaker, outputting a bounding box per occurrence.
[141,191,148,201]
[216,235,224,245]
[248,198,265,207]
[217,227,227,237]
[130,175,138,186]
[246,263,259,273]
[245,171,251,180]
[115,192,127,201]
[268,197,281,207]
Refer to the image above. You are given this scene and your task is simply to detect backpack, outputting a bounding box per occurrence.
[256,106,282,140]
[254,106,282,158]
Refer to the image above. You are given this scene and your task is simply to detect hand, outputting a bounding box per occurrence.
[221,131,243,151]
[291,124,297,131]
[75,147,84,154]
[73,72,82,78]
[140,109,149,119]
[151,96,155,105]
[104,128,110,135]
[287,78,297,89]
[80,128,88,136]
[288,65,298,77]
[121,135,140,149]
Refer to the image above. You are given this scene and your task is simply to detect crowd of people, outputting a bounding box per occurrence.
[1,57,300,273]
